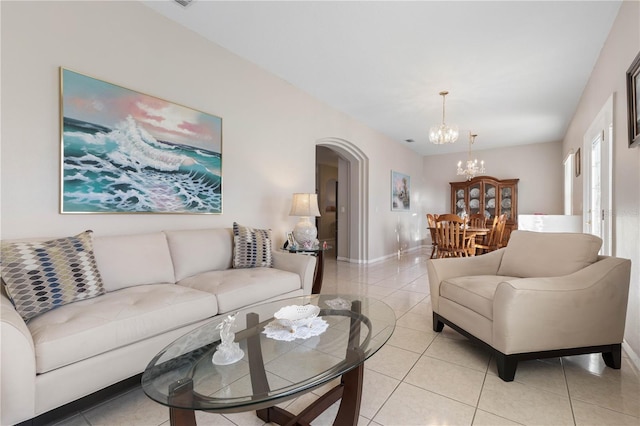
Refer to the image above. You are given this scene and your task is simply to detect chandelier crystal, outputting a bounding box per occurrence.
[429,91,459,144]
[457,132,485,181]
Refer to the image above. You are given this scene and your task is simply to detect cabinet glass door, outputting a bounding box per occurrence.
[468,183,481,215]
[484,183,496,220]
[499,186,513,220]
[454,188,466,216]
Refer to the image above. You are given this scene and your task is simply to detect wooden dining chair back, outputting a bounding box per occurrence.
[468,213,487,228]
[434,215,474,258]
[427,214,439,259]
[476,214,507,254]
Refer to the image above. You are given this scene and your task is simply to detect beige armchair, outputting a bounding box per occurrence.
[427,231,631,381]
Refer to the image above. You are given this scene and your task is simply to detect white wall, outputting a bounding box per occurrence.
[0,1,424,262]
[562,0,640,365]
[422,141,564,220]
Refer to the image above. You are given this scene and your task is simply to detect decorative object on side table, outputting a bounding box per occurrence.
[289,193,321,249]
[626,50,640,148]
[212,312,244,365]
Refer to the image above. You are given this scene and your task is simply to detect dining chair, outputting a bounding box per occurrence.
[468,213,487,228]
[476,214,507,254]
[427,213,439,259]
[434,214,475,258]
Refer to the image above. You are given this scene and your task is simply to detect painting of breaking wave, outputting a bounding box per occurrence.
[61,69,222,213]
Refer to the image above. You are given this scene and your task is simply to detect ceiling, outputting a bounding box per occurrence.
[142,0,621,156]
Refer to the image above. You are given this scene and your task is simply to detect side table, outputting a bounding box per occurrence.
[286,247,328,294]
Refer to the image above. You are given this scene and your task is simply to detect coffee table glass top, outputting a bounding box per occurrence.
[141,294,396,413]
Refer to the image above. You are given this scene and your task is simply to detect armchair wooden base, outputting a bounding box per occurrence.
[432,312,622,382]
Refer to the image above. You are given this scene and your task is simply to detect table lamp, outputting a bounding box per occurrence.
[289,193,321,249]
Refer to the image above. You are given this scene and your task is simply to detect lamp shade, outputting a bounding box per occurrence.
[289,193,321,217]
[289,193,321,249]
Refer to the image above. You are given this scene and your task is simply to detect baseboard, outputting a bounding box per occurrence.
[623,340,640,371]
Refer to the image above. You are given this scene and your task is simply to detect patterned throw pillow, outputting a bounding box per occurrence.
[232,222,273,268]
[1,230,106,321]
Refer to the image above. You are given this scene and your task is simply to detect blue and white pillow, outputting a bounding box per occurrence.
[232,223,273,268]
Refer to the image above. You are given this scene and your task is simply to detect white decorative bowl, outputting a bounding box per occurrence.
[274,305,320,322]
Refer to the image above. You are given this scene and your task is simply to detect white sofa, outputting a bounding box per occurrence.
[1,228,316,425]
[427,231,631,382]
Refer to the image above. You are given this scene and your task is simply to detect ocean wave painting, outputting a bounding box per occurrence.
[60,68,222,213]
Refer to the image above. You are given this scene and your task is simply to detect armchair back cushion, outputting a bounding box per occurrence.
[497,231,602,278]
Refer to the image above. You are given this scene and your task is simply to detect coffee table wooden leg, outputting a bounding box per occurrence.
[169,379,196,426]
[333,360,364,426]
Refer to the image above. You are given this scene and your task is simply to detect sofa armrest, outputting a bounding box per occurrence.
[271,251,317,295]
[493,256,631,354]
[1,294,36,425]
[427,249,504,312]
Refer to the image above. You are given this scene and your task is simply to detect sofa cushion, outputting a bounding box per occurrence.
[497,231,602,278]
[232,222,273,268]
[92,232,175,292]
[178,268,300,314]
[164,228,233,281]
[1,231,105,321]
[26,284,218,374]
[440,275,519,320]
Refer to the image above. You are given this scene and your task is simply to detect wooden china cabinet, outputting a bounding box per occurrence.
[450,176,519,236]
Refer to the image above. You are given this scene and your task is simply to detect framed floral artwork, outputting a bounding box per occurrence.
[391,170,410,211]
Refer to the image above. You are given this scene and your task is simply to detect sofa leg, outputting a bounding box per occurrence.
[495,353,517,382]
[602,344,622,369]
[432,312,444,332]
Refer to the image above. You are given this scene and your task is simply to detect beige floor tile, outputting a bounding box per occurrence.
[564,356,640,417]
[82,387,169,426]
[386,325,437,354]
[194,411,237,425]
[400,278,430,294]
[405,355,486,406]
[220,410,266,426]
[360,369,401,419]
[51,414,90,426]
[395,312,433,332]
[472,409,523,425]
[572,399,640,426]
[478,374,574,425]
[406,300,433,316]
[365,344,420,380]
[425,334,491,372]
[486,357,568,396]
[373,382,475,426]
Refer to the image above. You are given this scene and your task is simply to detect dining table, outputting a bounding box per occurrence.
[428,226,492,256]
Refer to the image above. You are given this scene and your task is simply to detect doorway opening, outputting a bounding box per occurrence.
[316,138,369,263]
[582,94,613,255]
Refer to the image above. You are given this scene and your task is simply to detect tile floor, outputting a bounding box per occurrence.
[53,248,640,426]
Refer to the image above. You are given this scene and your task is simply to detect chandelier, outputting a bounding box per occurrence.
[457,132,485,180]
[429,91,459,144]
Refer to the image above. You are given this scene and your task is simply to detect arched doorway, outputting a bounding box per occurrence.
[316,138,369,263]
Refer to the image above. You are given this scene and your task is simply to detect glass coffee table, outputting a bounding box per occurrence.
[142,294,396,426]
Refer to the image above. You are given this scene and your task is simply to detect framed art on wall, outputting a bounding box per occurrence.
[626,51,640,148]
[60,68,223,214]
[391,170,410,211]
